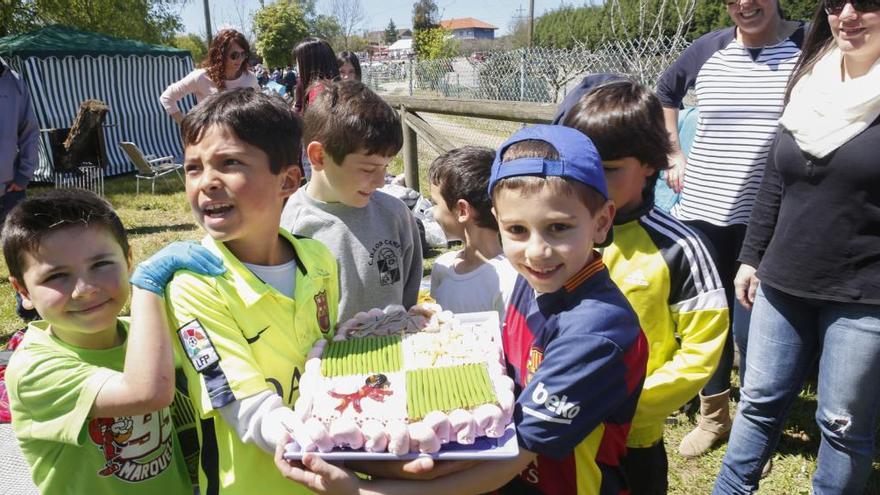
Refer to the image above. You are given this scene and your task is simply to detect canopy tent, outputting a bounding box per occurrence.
[0,25,195,181]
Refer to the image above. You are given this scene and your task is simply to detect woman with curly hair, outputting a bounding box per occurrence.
[160,29,259,124]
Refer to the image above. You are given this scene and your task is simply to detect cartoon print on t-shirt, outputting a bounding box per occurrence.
[88,409,176,482]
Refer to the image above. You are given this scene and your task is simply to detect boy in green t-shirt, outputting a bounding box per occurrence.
[165,88,342,495]
[3,189,224,494]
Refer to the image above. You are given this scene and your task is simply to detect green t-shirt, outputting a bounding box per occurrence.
[166,230,339,495]
[6,320,191,495]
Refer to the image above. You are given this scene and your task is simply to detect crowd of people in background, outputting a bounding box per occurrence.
[2,0,879,493]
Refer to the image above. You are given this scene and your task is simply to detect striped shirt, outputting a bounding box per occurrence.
[656,25,805,226]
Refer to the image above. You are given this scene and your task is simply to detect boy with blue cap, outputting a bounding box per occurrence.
[274,124,648,495]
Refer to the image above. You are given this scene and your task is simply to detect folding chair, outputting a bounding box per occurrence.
[119,142,183,194]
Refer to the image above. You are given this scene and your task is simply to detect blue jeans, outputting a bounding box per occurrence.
[713,284,880,495]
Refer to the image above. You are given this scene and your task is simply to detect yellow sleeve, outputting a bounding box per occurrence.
[631,289,729,445]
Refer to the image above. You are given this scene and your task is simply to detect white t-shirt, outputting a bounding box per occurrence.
[159,68,259,116]
[243,259,297,298]
[429,251,518,319]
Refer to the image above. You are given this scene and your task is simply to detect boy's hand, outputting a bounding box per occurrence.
[348,458,478,480]
[275,442,360,495]
[131,241,225,295]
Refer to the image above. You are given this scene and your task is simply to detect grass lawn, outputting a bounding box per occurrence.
[1,172,878,494]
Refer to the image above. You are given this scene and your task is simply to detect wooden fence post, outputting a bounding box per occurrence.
[400,106,420,192]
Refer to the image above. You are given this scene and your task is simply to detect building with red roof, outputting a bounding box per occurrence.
[438,17,498,40]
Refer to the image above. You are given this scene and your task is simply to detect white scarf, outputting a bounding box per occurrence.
[779,46,880,158]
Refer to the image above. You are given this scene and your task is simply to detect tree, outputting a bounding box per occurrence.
[310,14,343,47]
[346,35,370,53]
[506,15,530,49]
[413,27,456,59]
[172,33,208,63]
[534,5,604,49]
[328,0,365,50]
[604,0,698,41]
[1,0,182,43]
[782,0,819,21]
[253,0,310,68]
[412,0,438,30]
[384,18,398,44]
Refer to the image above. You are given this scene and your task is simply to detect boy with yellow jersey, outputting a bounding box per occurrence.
[562,80,729,494]
[166,88,339,495]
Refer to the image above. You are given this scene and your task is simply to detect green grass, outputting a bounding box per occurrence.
[2,173,878,494]
[666,383,880,494]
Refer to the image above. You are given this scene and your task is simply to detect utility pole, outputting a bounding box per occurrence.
[528,0,534,48]
[203,0,213,47]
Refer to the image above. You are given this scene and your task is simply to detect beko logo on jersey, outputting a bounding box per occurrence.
[522,382,581,424]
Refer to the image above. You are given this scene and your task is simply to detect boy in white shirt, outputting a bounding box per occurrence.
[428,146,517,316]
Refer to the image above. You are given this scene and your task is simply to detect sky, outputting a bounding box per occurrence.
[176,0,574,39]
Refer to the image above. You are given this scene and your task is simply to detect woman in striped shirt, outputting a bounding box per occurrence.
[655,0,806,459]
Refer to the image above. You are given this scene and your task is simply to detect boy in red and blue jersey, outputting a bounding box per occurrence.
[275,125,648,495]
[491,125,648,494]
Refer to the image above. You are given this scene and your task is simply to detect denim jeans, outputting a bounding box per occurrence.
[713,284,880,495]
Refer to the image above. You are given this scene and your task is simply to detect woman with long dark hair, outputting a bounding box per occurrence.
[714,0,880,492]
[160,29,258,124]
[292,38,339,114]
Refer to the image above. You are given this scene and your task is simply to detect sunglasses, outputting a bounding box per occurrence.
[228,50,248,61]
[824,0,880,14]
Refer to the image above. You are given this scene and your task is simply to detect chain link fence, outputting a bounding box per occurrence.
[365,37,689,103]
[367,37,691,190]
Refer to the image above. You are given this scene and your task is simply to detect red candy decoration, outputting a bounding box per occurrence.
[329,374,393,413]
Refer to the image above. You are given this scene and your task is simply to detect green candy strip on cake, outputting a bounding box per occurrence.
[321,336,403,377]
[406,364,497,421]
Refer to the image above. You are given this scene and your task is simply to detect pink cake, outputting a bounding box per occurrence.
[286,305,515,455]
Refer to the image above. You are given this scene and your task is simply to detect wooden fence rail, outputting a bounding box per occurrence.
[383,96,557,191]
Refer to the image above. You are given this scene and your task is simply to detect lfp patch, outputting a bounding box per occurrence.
[177,319,219,372]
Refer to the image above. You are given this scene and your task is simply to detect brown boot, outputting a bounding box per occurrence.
[678,389,732,458]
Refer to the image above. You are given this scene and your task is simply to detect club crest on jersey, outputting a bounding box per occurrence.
[314,290,331,333]
[177,319,219,372]
[526,347,544,384]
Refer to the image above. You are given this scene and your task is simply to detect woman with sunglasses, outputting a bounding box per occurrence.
[160,29,259,124]
[713,0,880,493]
[654,0,806,462]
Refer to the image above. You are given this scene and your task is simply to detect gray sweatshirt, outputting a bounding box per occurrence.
[0,59,39,193]
[281,188,423,322]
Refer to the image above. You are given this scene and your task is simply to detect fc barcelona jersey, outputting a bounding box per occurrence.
[501,255,648,495]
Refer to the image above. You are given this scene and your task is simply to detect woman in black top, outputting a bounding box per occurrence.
[714,0,880,493]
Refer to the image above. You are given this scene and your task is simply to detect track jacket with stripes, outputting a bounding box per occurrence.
[602,198,729,448]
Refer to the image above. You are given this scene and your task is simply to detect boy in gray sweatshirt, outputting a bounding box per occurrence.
[280,80,422,321]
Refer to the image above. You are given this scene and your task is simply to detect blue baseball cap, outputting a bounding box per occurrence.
[488,124,609,200]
